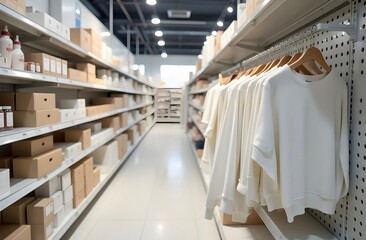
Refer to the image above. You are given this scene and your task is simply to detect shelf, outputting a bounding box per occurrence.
[190,116,206,136]
[188,0,348,84]
[156,118,181,123]
[189,87,212,95]
[0,4,155,88]
[189,102,204,112]
[0,67,156,95]
[48,122,156,240]
[0,101,154,146]
[0,110,155,212]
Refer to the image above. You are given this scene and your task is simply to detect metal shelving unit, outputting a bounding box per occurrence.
[156,88,182,123]
[189,102,204,113]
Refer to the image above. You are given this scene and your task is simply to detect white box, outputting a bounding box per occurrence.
[59,109,77,122]
[26,12,55,31]
[50,57,56,75]
[53,19,62,36]
[91,128,114,147]
[79,122,102,133]
[62,61,68,77]
[56,61,62,76]
[0,169,10,196]
[91,140,118,173]
[59,169,71,191]
[54,205,65,228]
[76,108,86,119]
[54,142,82,159]
[61,25,70,41]
[51,191,63,213]
[60,99,86,109]
[64,201,73,216]
[63,185,73,204]
[237,3,247,28]
[35,176,60,197]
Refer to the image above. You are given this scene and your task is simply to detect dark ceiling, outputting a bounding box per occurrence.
[80,0,237,55]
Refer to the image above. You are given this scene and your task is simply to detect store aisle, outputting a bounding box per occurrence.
[62,123,221,240]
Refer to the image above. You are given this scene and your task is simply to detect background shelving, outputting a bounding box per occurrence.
[156,88,182,123]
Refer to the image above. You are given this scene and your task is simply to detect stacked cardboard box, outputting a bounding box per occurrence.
[70,28,92,52]
[77,63,96,83]
[27,198,54,240]
[12,135,62,178]
[115,134,128,160]
[13,93,60,127]
[0,0,26,15]
[85,29,102,57]
[59,169,73,223]
[25,53,68,78]
[0,224,31,240]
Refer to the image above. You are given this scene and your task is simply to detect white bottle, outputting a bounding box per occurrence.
[0,25,13,68]
[11,35,24,71]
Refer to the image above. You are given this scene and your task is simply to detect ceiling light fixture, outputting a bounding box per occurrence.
[227,6,233,13]
[217,20,224,27]
[101,31,111,37]
[212,31,217,36]
[158,40,165,46]
[161,52,168,58]
[155,30,163,37]
[151,16,161,24]
[198,54,203,59]
[146,0,157,6]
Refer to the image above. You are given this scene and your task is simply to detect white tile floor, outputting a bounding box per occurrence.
[62,124,221,240]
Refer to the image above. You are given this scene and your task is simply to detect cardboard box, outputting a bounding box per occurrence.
[2,197,35,224]
[76,63,96,75]
[13,149,63,178]
[90,128,114,147]
[68,68,87,82]
[220,210,263,225]
[27,198,54,225]
[120,112,128,128]
[93,166,100,188]
[30,221,53,240]
[53,205,64,228]
[63,185,73,204]
[91,140,118,173]
[88,77,104,85]
[49,56,57,76]
[0,168,10,196]
[115,134,128,160]
[111,93,128,107]
[55,58,62,76]
[78,122,102,133]
[84,28,102,57]
[70,162,85,208]
[101,116,120,131]
[16,93,56,111]
[64,128,91,150]
[0,156,12,177]
[127,129,135,145]
[0,93,15,110]
[70,28,92,52]
[0,225,31,240]
[50,191,63,213]
[82,157,94,196]
[54,142,82,159]
[59,169,71,191]
[24,53,51,75]
[35,176,60,197]
[92,97,122,108]
[53,131,65,142]
[14,109,60,127]
[61,60,68,77]
[86,104,114,116]
[60,99,86,109]
[12,135,54,157]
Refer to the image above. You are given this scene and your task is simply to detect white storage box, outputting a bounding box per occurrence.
[0,169,10,196]
[54,205,65,228]
[63,185,73,204]
[26,12,57,32]
[91,128,114,147]
[60,109,78,122]
[79,122,102,133]
[61,25,70,41]
[60,99,86,109]
[91,140,119,173]
[76,108,86,119]
[54,142,82,159]
[51,191,63,213]
[237,3,247,28]
[64,201,73,216]
[35,176,60,197]
[59,169,71,191]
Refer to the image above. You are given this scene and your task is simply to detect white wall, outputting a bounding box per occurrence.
[135,55,197,86]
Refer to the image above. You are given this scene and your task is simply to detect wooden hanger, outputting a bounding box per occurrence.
[250,64,266,76]
[290,47,331,73]
[286,52,312,75]
[244,68,254,76]
[287,52,302,65]
[276,55,292,67]
[265,58,281,71]
[303,61,323,75]
[219,73,237,85]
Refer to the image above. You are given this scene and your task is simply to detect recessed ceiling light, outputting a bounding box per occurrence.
[198,54,203,59]
[146,0,157,6]
[212,31,217,36]
[161,52,168,58]
[227,6,233,13]
[155,30,163,37]
[158,40,165,46]
[217,20,224,27]
[151,17,160,24]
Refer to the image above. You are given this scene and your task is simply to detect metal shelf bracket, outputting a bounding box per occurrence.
[316,23,357,42]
